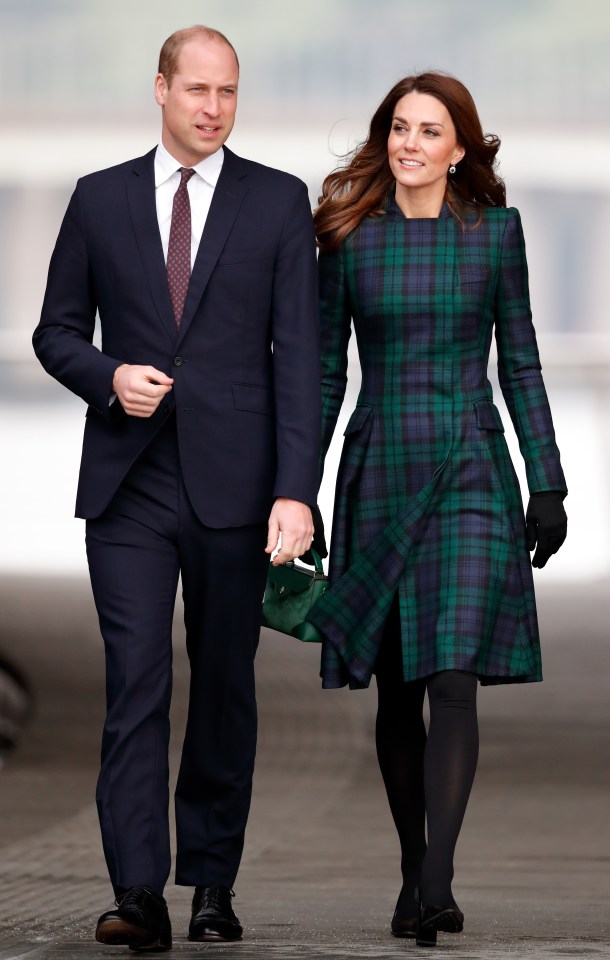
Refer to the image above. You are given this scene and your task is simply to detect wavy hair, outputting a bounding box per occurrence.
[314,72,505,252]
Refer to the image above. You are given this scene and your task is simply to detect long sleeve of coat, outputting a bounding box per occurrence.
[494,210,567,496]
[318,246,352,482]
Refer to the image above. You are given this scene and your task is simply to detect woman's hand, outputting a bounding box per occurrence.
[525,492,567,568]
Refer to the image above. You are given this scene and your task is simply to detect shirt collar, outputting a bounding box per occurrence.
[154,141,224,188]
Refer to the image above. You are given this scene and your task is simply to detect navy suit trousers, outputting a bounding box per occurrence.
[85,416,269,894]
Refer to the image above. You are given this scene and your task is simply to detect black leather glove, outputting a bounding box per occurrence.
[299,504,328,565]
[525,492,567,569]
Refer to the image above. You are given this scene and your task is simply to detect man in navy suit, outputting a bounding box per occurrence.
[33,25,320,950]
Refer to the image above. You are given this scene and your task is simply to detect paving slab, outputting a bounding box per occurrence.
[0,576,608,960]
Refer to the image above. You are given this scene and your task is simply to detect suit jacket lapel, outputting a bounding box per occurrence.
[177,147,249,342]
[126,149,177,344]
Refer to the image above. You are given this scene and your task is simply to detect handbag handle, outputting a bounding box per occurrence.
[286,548,325,576]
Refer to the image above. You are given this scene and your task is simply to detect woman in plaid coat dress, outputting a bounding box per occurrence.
[309,73,567,946]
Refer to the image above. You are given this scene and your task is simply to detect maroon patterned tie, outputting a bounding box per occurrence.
[167,167,196,328]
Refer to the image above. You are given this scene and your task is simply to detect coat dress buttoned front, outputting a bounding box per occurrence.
[308,201,567,689]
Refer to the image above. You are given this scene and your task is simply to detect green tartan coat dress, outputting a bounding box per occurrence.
[307,201,567,689]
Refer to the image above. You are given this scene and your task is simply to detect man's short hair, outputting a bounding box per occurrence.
[158,25,239,87]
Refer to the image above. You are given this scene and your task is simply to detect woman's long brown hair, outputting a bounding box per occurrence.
[314,72,506,252]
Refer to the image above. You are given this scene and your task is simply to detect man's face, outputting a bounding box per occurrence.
[154,38,239,166]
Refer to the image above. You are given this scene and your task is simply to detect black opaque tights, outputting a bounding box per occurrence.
[375,603,479,912]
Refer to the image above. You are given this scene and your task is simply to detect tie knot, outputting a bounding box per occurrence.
[179,167,196,186]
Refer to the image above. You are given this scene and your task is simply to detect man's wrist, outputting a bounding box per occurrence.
[112,363,127,392]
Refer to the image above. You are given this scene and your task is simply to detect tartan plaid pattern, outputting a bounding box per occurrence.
[308,202,567,689]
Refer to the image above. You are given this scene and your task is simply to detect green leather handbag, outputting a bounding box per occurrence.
[261,549,328,642]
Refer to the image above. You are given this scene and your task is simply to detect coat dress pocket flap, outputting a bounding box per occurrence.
[473,399,505,432]
[232,382,275,416]
[343,404,373,436]
[456,265,489,285]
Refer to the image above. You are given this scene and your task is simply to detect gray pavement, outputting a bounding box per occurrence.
[0,576,608,959]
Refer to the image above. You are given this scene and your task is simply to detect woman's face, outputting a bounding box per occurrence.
[387,91,464,197]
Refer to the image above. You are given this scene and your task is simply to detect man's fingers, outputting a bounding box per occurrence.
[121,406,157,418]
[266,499,313,564]
[123,392,165,408]
[122,405,158,418]
[113,364,174,403]
[123,409,154,419]
[144,366,174,386]
[126,377,173,400]
[265,519,280,556]
[272,532,314,565]
[121,393,168,418]
[113,364,174,417]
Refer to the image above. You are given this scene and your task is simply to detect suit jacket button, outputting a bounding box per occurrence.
[173,356,183,367]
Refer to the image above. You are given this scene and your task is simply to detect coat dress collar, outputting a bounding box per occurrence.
[382,194,454,223]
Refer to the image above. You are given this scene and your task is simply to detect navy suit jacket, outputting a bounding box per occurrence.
[34,147,321,527]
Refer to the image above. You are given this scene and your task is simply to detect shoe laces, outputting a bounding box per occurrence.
[115,885,162,920]
[197,885,235,912]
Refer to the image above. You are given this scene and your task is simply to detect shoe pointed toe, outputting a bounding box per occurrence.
[390,884,418,938]
[390,909,418,938]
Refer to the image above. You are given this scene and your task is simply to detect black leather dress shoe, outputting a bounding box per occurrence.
[188,885,243,942]
[95,885,172,952]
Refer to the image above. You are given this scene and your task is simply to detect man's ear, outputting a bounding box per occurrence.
[154,73,167,107]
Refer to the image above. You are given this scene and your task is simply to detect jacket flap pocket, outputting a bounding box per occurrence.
[232,382,275,416]
[456,265,488,285]
[343,404,373,436]
[473,399,504,432]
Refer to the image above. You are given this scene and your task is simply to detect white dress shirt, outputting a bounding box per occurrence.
[154,141,224,270]
[108,144,225,403]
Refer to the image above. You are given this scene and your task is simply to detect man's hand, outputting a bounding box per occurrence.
[299,504,328,565]
[266,498,314,566]
[113,364,174,418]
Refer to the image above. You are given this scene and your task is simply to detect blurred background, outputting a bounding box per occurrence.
[0,2,609,952]
[0,0,609,580]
